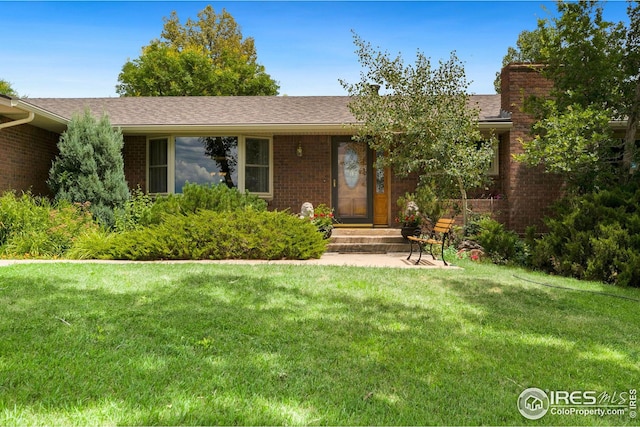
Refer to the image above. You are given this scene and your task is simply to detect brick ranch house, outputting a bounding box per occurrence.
[0,64,601,233]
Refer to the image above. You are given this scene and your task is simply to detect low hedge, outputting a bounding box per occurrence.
[69,208,327,261]
[144,182,268,225]
[1,186,327,261]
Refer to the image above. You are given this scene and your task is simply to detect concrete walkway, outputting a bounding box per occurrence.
[0,252,457,269]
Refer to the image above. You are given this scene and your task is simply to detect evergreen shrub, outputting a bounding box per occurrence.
[531,187,640,286]
[69,208,326,261]
[48,109,130,227]
[467,216,529,265]
[145,183,267,225]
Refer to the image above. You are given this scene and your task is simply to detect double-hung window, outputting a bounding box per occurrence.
[245,137,270,193]
[147,135,272,197]
[148,138,169,193]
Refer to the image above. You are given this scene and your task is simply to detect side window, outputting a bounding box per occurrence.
[487,140,499,176]
[148,138,168,193]
[245,137,270,193]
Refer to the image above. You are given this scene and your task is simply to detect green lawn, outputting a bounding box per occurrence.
[0,260,638,426]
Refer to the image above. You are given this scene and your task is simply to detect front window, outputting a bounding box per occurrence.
[147,135,272,196]
[175,136,238,193]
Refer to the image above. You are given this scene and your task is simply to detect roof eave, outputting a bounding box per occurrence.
[610,120,628,131]
[5,99,71,133]
[479,121,512,132]
[120,120,511,135]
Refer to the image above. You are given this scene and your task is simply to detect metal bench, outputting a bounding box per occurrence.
[406,218,455,265]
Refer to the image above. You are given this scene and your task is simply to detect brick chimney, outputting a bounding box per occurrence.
[500,64,563,233]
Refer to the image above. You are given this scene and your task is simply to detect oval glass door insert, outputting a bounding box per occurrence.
[343,147,360,188]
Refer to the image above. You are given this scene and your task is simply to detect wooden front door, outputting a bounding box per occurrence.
[373,151,390,225]
[331,137,373,224]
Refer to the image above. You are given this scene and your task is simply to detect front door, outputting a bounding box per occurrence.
[373,151,390,225]
[331,137,373,224]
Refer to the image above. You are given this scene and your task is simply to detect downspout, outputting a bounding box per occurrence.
[0,108,35,130]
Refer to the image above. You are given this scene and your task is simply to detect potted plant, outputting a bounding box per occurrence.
[311,204,335,239]
[396,193,422,239]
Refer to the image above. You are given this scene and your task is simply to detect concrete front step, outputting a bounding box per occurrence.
[331,235,404,244]
[327,228,410,254]
[326,242,409,254]
[332,227,401,236]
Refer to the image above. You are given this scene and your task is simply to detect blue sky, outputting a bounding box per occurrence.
[0,1,630,98]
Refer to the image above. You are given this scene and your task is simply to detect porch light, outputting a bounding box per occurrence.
[296,142,303,157]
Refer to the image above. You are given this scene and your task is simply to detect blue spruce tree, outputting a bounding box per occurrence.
[48,109,130,227]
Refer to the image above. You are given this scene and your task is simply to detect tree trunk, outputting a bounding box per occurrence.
[456,175,468,227]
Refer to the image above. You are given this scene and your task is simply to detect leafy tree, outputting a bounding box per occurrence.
[519,101,613,190]
[341,34,495,225]
[505,1,639,191]
[538,1,626,110]
[622,1,640,175]
[117,5,279,96]
[0,79,18,96]
[48,109,130,227]
[493,26,553,93]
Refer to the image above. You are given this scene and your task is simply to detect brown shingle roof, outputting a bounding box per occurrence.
[23,94,505,127]
[24,96,355,126]
[469,95,510,121]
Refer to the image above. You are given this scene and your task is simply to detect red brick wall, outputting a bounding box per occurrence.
[462,198,509,224]
[122,135,146,191]
[500,64,564,233]
[0,117,59,196]
[271,135,423,225]
[271,135,332,213]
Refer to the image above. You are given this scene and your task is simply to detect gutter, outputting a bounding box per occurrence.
[0,96,70,132]
[0,104,35,130]
[479,120,512,132]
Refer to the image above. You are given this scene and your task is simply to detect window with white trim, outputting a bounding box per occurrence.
[147,135,272,196]
[245,137,270,193]
[148,137,168,193]
[175,136,239,192]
